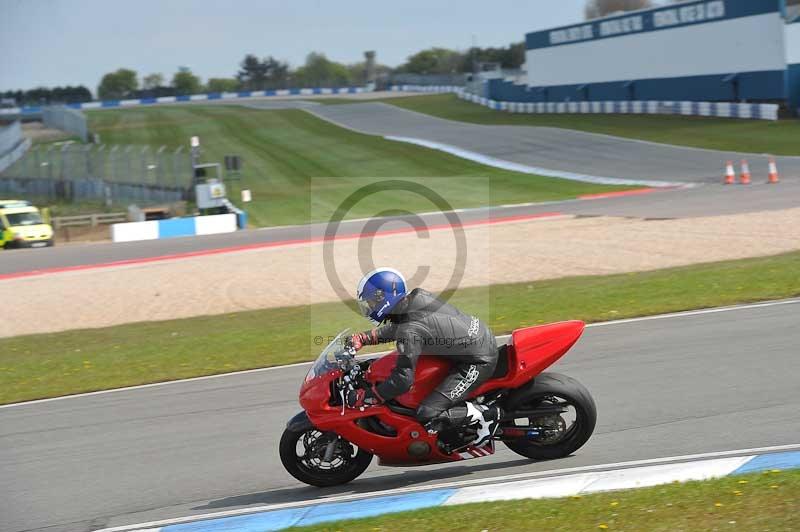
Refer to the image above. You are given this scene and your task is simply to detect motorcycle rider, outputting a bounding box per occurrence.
[347,267,501,448]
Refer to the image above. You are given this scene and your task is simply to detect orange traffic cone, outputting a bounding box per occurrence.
[739,159,751,185]
[768,157,779,184]
[724,161,735,184]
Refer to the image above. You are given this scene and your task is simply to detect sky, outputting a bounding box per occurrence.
[0,0,585,94]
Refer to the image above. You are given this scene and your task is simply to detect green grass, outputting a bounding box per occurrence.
[1,250,798,405]
[289,468,799,531]
[84,105,626,227]
[371,94,800,155]
[31,134,80,145]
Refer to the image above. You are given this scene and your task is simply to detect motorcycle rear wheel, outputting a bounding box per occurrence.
[502,372,597,460]
[280,427,373,487]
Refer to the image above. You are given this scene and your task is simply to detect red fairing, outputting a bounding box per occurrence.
[471,320,585,396]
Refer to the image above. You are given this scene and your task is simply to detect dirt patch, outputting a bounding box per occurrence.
[2,208,800,338]
[21,122,72,143]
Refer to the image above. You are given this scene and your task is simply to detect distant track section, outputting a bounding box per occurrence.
[305,102,800,184]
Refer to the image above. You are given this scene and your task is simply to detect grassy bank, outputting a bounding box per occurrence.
[85,106,624,227]
[372,94,800,155]
[1,251,798,404]
[290,468,799,531]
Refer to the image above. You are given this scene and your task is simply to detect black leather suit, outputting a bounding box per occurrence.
[361,288,498,424]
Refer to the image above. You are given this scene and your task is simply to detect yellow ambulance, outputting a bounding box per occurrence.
[0,200,54,249]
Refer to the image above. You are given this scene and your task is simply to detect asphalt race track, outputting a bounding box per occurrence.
[2,300,798,532]
[4,179,800,277]
[303,102,800,184]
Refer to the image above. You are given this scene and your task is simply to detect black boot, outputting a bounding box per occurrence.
[465,402,502,447]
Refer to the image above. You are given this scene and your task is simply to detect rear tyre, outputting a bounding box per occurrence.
[279,427,372,487]
[502,372,597,460]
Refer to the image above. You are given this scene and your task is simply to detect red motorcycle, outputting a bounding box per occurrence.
[280,322,597,487]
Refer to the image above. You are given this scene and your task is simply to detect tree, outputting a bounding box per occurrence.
[261,56,290,89]
[5,86,93,105]
[142,73,164,90]
[237,54,269,90]
[97,68,138,100]
[463,42,525,71]
[236,54,290,90]
[397,48,465,75]
[585,0,653,19]
[293,52,351,87]
[50,85,93,103]
[207,77,240,92]
[345,61,391,86]
[172,67,202,95]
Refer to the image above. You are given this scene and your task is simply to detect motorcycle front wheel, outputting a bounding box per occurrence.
[279,427,373,487]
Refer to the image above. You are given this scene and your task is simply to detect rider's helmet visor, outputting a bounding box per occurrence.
[357,296,373,318]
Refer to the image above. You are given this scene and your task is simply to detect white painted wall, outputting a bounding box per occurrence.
[195,213,237,235]
[111,221,159,243]
[787,23,800,64]
[527,13,786,86]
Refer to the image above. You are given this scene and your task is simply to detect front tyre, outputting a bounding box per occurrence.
[279,427,372,487]
[502,372,597,460]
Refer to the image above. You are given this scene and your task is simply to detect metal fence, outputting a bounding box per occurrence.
[52,212,128,229]
[42,106,88,143]
[0,143,192,205]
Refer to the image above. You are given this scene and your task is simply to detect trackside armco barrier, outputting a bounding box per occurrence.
[0,87,368,117]
[111,213,237,243]
[0,121,31,173]
[42,106,88,142]
[109,447,800,532]
[389,85,780,121]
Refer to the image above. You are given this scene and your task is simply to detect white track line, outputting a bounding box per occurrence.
[384,135,686,187]
[1,298,797,410]
[93,443,800,532]
[585,298,800,327]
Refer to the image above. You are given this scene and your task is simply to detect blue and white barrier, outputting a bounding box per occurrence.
[391,85,780,120]
[109,446,800,532]
[0,87,368,117]
[222,199,248,229]
[111,213,238,243]
[390,84,462,94]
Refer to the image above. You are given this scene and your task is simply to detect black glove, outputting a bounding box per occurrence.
[344,334,362,352]
[346,331,377,353]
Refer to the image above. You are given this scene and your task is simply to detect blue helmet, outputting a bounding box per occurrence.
[357,267,407,324]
